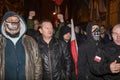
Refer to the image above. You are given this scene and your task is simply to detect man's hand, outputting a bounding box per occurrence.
[28,11,35,19]
[110,60,120,73]
[57,14,64,22]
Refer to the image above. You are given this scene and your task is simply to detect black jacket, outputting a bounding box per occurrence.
[37,36,71,80]
[78,22,104,80]
[91,42,120,80]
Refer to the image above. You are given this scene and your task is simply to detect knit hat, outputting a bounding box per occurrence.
[59,26,71,40]
[2,11,17,22]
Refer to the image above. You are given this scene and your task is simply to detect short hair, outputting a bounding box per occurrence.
[39,19,52,29]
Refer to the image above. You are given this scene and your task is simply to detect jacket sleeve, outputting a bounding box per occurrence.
[23,35,42,80]
[61,41,71,80]
[26,19,34,29]
[78,45,89,80]
[33,42,42,80]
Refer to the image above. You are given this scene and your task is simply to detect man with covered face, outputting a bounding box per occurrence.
[90,24,120,80]
[78,22,104,80]
[0,11,42,80]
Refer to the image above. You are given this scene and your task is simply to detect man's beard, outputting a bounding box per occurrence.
[5,31,20,38]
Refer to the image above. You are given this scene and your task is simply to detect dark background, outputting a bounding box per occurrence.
[0,0,109,25]
[24,0,84,24]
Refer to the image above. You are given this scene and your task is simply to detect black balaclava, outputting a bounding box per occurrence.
[92,25,100,41]
[86,22,100,41]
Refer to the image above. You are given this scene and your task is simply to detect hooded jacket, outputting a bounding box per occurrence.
[78,22,103,80]
[59,25,71,40]
[0,11,42,80]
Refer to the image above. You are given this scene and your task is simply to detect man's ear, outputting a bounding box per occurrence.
[39,28,42,34]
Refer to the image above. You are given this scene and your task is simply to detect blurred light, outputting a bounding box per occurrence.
[53,12,56,15]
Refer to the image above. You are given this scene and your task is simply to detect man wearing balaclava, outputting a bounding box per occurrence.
[78,22,104,80]
[0,11,42,80]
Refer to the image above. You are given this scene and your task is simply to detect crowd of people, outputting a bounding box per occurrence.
[0,10,120,80]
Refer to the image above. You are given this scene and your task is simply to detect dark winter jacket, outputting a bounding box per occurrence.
[37,36,71,80]
[78,22,104,80]
[91,42,120,80]
[100,33,111,44]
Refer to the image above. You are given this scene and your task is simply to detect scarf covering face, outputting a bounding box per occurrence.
[86,22,100,41]
[4,19,20,38]
[1,11,27,45]
[92,25,100,41]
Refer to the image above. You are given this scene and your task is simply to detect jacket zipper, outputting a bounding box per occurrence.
[48,44,52,80]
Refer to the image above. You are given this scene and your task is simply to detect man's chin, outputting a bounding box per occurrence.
[6,31,20,38]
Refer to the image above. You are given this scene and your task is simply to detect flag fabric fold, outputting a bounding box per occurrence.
[70,19,78,76]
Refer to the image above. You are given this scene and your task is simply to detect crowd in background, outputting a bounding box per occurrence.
[1,10,120,80]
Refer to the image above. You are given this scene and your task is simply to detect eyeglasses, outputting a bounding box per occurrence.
[4,21,20,28]
[5,19,20,22]
[5,20,20,25]
[5,16,20,23]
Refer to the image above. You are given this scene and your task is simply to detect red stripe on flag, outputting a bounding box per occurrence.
[70,19,78,76]
[70,40,78,76]
[71,40,78,63]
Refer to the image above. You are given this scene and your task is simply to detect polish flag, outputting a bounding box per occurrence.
[70,19,78,76]
[94,56,101,62]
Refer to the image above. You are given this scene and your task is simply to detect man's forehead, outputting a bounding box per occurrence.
[6,16,19,22]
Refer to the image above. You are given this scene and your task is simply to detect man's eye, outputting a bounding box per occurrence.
[113,33,118,35]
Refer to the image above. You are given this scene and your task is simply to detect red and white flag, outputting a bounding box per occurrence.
[70,19,78,76]
[94,56,101,62]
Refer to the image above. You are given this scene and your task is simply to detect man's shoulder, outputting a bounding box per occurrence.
[23,34,34,39]
[55,38,66,44]
[103,42,116,52]
[104,42,114,48]
[23,34,37,43]
[52,38,67,47]
[0,34,4,40]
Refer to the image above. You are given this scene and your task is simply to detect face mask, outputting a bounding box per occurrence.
[92,28,100,41]
[5,22,20,30]
[5,31,20,38]
[4,21,20,38]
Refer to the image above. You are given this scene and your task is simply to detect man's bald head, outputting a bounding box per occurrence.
[112,24,120,46]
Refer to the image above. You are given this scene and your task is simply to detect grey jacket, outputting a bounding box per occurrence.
[0,35,42,80]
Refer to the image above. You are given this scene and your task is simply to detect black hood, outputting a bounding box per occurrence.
[2,11,18,22]
[86,22,99,40]
[60,26,71,40]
